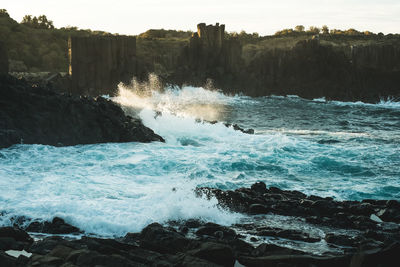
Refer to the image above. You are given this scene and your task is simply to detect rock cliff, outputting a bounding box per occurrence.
[69,36,137,96]
[0,41,8,74]
[0,75,164,149]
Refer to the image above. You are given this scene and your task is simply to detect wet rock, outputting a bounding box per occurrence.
[250,182,267,194]
[254,228,321,243]
[350,242,400,267]
[28,236,71,255]
[0,227,33,243]
[325,233,361,247]
[0,75,164,149]
[248,204,270,214]
[0,251,16,267]
[0,227,32,250]
[238,254,350,267]
[139,223,190,253]
[187,242,235,267]
[195,223,237,240]
[251,243,306,257]
[26,217,81,234]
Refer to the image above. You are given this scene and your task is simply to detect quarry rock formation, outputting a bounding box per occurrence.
[69,36,137,96]
[0,41,8,74]
[64,23,399,102]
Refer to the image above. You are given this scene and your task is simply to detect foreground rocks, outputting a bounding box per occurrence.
[1,183,399,266]
[0,75,164,148]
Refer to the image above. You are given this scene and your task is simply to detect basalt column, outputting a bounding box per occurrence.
[0,41,9,74]
[69,36,136,96]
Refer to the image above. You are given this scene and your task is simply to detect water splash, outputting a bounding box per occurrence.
[112,74,232,121]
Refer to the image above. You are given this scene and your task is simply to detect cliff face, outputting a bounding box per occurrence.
[0,41,8,74]
[155,25,399,102]
[236,39,400,101]
[65,24,400,102]
[168,23,243,90]
[0,75,164,148]
[69,36,137,96]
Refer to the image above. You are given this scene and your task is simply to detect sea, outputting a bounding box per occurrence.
[1,80,399,238]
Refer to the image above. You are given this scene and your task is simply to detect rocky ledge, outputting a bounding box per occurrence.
[0,75,164,148]
[1,183,400,266]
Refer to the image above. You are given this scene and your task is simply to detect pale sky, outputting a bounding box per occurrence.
[3,0,400,35]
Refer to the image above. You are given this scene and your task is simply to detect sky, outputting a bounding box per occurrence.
[3,0,400,35]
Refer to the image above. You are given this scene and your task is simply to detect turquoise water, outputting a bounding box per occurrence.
[0,86,399,236]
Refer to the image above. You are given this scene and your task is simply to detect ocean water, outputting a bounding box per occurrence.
[0,83,399,237]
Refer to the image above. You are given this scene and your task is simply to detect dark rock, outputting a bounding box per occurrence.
[28,236,69,255]
[325,233,361,247]
[195,223,236,240]
[254,228,321,243]
[0,75,164,149]
[250,182,267,194]
[350,242,400,267]
[248,204,270,214]
[187,242,235,267]
[184,219,202,228]
[238,254,350,267]
[139,223,190,254]
[0,227,32,243]
[0,251,16,267]
[0,41,8,74]
[26,217,81,234]
[251,243,305,257]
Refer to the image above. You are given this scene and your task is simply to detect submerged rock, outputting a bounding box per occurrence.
[0,75,164,148]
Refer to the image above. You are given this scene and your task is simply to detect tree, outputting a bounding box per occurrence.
[0,9,9,17]
[308,26,320,34]
[322,25,329,34]
[295,25,305,32]
[21,14,54,29]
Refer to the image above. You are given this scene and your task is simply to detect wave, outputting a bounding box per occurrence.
[312,96,400,109]
[112,75,237,122]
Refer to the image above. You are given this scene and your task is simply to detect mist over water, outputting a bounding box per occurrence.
[1,80,400,236]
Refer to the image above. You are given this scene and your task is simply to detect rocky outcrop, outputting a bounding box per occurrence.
[1,183,400,266]
[0,75,164,149]
[234,39,400,102]
[0,41,8,74]
[169,23,243,89]
[140,24,400,103]
[68,36,137,96]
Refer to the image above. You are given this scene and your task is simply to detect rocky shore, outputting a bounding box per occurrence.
[1,183,399,266]
[0,75,164,149]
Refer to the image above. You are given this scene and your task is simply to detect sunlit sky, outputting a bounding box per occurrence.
[3,0,400,35]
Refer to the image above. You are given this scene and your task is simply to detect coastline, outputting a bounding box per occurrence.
[1,183,399,266]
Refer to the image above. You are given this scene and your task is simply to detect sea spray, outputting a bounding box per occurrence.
[1,83,400,237]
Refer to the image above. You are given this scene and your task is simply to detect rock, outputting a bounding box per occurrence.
[195,223,237,240]
[0,75,164,148]
[0,251,16,267]
[350,242,400,267]
[325,233,361,247]
[248,204,270,214]
[26,217,81,234]
[251,243,305,257]
[0,42,8,74]
[250,182,267,194]
[0,227,32,243]
[238,254,350,267]
[139,223,190,254]
[187,242,235,267]
[69,36,137,96]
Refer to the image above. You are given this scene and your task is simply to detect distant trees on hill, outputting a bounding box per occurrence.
[274,25,381,37]
[21,15,54,29]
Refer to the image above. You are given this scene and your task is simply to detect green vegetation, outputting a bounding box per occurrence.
[0,9,399,73]
[0,9,113,72]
